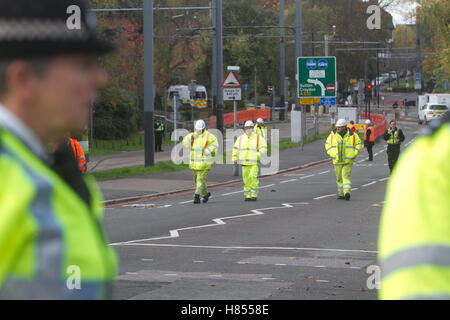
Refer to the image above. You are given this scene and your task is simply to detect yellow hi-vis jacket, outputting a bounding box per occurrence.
[378,115,450,300]
[0,128,117,299]
[232,132,267,165]
[254,124,267,141]
[325,128,362,164]
[183,130,218,170]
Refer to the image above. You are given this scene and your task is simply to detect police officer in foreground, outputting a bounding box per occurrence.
[378,113,450,299]
[0,0,117,299]
[383,120,405,174]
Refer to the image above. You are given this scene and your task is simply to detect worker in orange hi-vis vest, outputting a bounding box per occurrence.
[54,136,87,173]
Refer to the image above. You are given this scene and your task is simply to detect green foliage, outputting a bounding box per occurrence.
[93,86,139,140]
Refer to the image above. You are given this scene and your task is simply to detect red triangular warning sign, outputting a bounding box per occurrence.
[221,71,242,88]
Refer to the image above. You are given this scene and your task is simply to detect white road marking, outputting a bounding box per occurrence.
[208,274,223,277]
[111,202,309,244]
[179,200,194,204]
[126,272,138,275]
[316,280,329,283]
[260,184,276,189]
[314,266,327,268]
[275,264,287,266]
[362,181,377,187]
[280,179,298,184]
[351,188,359,191]
[262,277,276,280]
[314,194,336,200]
[318,170,330,175]
[193,260,205,263]
[112,243,378,254]
[141,259,153,262]
[222,190,244,196]
[350,267,362,270]
[164,274,178,276]
[300,174,315,179]
[378,177,389,182]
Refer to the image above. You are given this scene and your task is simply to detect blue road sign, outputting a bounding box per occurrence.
[306,59,317,70]
[320,97,336,106]
[415,71,421,81]
[318,59,328,70]
[243,84,249,90]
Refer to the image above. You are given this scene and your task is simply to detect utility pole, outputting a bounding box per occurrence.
[279,0,286,121]
[216,0,224,133]
[211,0,217,117]
[295,0,303,148]
[416,18,422,93]
[144,0,154,166]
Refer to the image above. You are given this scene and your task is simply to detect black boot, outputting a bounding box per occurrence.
[194,195,201,204]
[202,192,211,203]
[345,193,351,201]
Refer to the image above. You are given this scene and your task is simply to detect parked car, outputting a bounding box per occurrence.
[418,103,449,124]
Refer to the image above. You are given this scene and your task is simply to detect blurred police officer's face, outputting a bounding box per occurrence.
[4,54,107,143]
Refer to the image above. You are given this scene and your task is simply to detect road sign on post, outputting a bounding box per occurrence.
[297,57,337,99]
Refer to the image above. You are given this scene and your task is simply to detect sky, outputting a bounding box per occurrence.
[384,1,417,25]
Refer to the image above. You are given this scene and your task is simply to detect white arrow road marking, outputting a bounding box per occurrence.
[110,202,309,245]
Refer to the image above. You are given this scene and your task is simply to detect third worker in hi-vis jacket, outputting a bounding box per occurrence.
[325,119,362,201]
[233,121,268,201]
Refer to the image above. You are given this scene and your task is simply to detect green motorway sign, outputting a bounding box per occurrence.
[297,57,336,98]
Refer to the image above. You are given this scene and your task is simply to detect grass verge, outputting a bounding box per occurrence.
[90,161,188,181]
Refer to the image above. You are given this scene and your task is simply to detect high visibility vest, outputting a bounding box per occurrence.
[69,138,86,174]
[155,122,164,132]
[254,125,267,140]
[182,130,218,170]
[386,128,401,145]
[325,128,362,164]
[232,132,268,165]
[0,128,117,299]
[379,119,450,300]
[364,126,375,142]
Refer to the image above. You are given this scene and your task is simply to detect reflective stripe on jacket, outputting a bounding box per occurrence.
[254,125,267,140]
[378,120,450,299]
[325,128,362,164]
[0,128,117,299]
[69,138,86,174]
[232,132,268,165]
[364,126,375,142]
[182,130,218,170]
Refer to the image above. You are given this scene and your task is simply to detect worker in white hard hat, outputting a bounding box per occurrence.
[325,118,362,200]
[232,120,268,201]
[364,119,375,161]
[183,119,218,204]
[254,118,267,141]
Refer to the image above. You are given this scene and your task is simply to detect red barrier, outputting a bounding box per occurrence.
[362,112,386,140]
[209,108,271,128]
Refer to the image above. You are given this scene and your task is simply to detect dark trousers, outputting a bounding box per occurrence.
[387,144,401,173]
[366,142,374,160]
[155,132,163,151]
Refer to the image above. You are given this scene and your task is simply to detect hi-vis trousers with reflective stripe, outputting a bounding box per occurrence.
[242,165,259,199]
[193,169,210,197]
[334,163,353,196]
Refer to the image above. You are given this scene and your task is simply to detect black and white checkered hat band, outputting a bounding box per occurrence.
[0,19,90,41]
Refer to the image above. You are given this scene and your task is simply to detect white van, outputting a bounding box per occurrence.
[418,103,449,124]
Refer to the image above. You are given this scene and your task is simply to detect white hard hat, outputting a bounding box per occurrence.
[257,118,264,124]
[244,120,254,128]
[336,119,347,127]
[195,120,206,130]
[365,119,371,125]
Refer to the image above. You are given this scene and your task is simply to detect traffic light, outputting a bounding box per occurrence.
[366,84,372,98]
[267,85,273,95]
